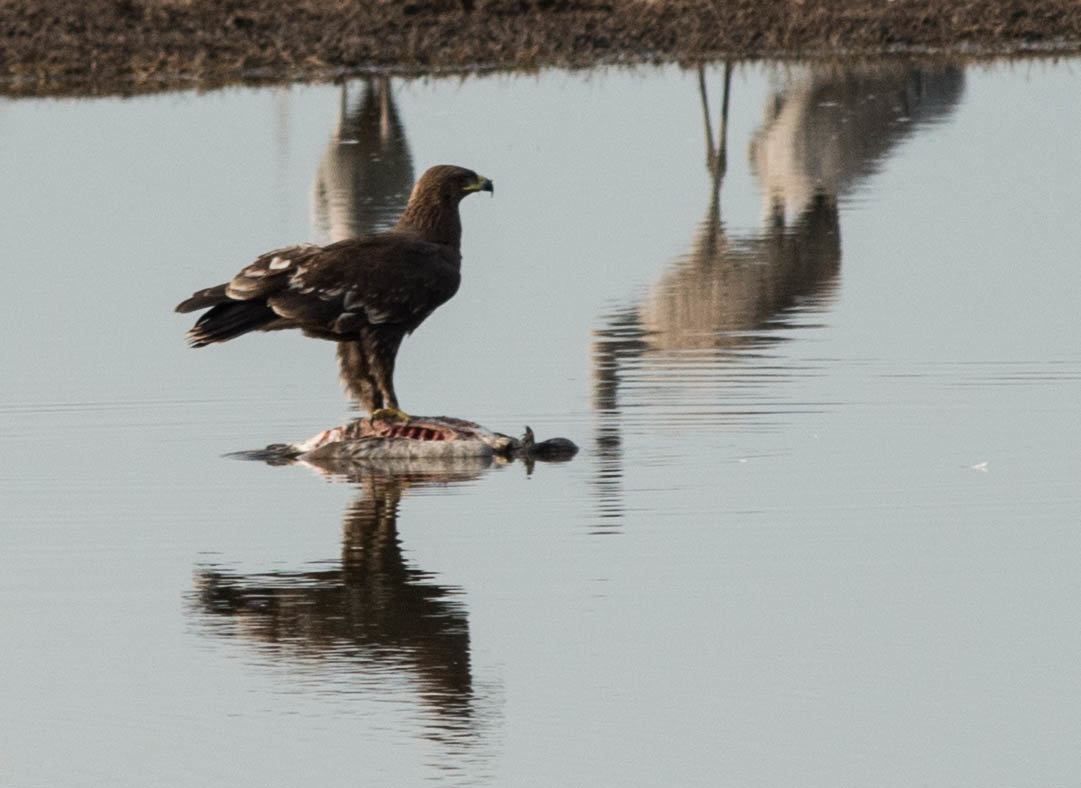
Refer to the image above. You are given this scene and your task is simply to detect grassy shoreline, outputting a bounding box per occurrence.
[4,0,1081,96]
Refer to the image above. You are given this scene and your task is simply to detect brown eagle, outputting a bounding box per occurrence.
[175,164,493,419]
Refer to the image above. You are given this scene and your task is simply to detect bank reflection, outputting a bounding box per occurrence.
[592,62,964,523]
[195,463,492,754]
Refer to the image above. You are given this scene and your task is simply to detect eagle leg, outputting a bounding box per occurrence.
[371,406,410,422]
[336,341,384,413]
[366,329,408,420]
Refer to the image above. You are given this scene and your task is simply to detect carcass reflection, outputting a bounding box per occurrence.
[195,461,495,757]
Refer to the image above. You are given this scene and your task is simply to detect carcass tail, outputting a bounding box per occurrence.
[176,284,230,313]
[186,301,278,347]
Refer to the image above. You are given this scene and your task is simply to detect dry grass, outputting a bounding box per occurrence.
[3,0,1080,95]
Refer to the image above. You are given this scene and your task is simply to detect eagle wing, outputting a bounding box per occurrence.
[224,243,324,301]
[265,234,462,336]
[174,242,323,314]
[177,234,462,346]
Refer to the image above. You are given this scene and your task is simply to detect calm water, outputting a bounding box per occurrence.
[2,60,1080,786]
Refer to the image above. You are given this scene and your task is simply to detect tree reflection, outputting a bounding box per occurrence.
[311,77,414,244]
[194,463,492,756]
[591,62,964,524]
[308,78,419,410]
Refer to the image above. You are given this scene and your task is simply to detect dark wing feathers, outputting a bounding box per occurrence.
[175,283,229,313]
[174,243,321,313]
[268,235,460,328]
[225,243,323,300]
[177,234,461,345]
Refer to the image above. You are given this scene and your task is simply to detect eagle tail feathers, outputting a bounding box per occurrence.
[186,301,278,347]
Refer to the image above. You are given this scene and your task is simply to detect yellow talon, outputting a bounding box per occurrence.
[371,407,410,422]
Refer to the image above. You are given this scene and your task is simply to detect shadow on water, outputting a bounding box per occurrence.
[193,464,498,770]
[591,62,964,526]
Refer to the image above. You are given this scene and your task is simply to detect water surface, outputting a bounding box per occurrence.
[2,60,1080,786]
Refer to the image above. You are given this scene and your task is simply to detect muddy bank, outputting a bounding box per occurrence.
[4,0,1081,95]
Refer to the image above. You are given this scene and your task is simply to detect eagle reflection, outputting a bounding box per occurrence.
[592,62,964,521]
[195,467,486,748]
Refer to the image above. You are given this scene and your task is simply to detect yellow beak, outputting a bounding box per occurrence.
[464,175,494,195]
